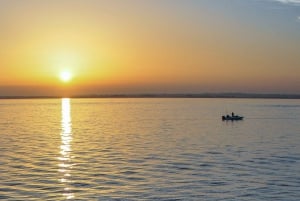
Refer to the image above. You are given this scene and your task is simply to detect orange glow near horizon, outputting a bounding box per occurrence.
[0,1,300,95]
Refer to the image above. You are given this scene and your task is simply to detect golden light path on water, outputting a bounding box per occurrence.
[59,98,74,199]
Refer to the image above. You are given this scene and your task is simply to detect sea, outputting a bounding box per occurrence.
[0,98,299,201]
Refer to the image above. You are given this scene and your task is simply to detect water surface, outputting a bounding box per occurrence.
[0,98,299,200]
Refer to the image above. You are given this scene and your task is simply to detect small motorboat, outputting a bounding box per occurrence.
[222,113,244,121]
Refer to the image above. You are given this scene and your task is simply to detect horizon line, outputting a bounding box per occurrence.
[1,92,300,99]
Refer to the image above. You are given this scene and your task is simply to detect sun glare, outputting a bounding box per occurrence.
[60,71,72,82]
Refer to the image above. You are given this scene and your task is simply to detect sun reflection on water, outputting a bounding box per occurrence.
[59,98,74,200]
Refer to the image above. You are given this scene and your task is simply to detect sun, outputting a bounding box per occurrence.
[59,71,73,82]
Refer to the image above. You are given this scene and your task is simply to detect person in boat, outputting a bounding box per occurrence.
[232,112,235,117]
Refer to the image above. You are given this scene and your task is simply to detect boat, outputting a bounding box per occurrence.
[222,114,244,121]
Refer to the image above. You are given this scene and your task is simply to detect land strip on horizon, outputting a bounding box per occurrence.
[0,93,300,99]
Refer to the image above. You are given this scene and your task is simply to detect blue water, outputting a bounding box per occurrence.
[0,98,299,200]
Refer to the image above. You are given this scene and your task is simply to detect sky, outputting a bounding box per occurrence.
[0,0,300,96]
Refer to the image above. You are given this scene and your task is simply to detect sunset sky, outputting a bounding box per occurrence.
[0,0,300,96]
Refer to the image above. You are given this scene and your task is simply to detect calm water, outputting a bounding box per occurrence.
[0,98,299,200]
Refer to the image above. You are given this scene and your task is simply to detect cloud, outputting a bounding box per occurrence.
[273,0,300,21]
[274,0,300,4]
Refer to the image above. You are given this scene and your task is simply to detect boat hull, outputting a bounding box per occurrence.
[222,116,244,121]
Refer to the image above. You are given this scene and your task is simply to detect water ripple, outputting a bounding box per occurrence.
[0,98,300,200]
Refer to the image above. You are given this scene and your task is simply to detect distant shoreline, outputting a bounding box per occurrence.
[1,93,300,99]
